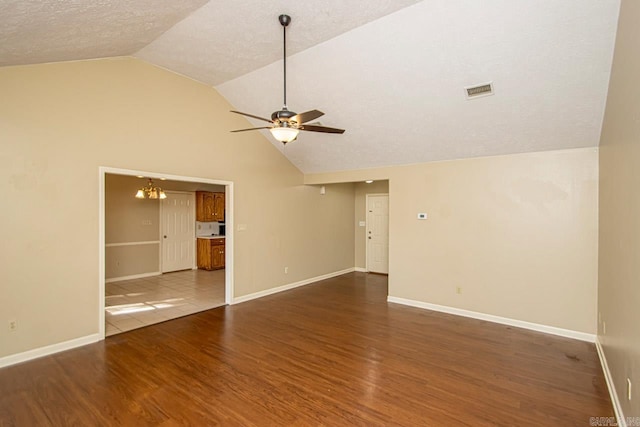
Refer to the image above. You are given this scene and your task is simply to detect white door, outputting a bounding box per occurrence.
[161,192,194,273]
[366,194,389,274]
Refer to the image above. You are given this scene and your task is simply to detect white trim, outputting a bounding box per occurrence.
[354,267,367,272]
[98,169,106,339]
[105,271,161,284]
[224,183,233,305]
[0,333,100,369]
[387,296,596,342]
[232,268,355,305]
[105,241,160,248]
[596,338,627,427]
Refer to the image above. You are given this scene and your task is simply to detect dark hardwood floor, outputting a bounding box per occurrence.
[0,272,613,426]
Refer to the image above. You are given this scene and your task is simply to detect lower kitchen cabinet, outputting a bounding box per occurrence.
[197,238,225,270]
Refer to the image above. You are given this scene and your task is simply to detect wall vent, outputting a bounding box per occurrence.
[465,82,494,99]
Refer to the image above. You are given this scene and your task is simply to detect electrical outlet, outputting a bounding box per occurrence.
[9,320,17,332]
[456,287,462,294]
[284,267,288,274]
[628,378,632,401]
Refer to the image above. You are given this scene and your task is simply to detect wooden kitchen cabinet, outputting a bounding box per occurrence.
[197,238,225,270]
[196,191,214,221]
[213,193,225,222]
[196,191,225,222]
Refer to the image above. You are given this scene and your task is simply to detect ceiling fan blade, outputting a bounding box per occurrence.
[299,124,345,134]
[291,109,324,124]
[230,126,272,133]
[230,110,273,123]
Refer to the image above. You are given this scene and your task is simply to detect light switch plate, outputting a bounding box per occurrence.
[359,221,366,227]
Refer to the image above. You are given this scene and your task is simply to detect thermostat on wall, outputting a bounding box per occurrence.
[417,213,427,220]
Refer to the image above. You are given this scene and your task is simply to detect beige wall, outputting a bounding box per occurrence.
[307,148,599,333]
[0,58,355,358]
[354,181,389,269]
[106,174,161,244]
[598,0,640,418]
[105,245,160,279]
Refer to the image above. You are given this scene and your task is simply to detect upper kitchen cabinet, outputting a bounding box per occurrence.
[196,191,214,221]
[213,192,225,222]
[196,191,225,222]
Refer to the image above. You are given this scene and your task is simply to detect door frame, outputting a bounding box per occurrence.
[98,166,235,340]
[365,193,389,274]
[159,191,196,273]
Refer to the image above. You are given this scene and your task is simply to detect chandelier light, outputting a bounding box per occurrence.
[135,179,167,200]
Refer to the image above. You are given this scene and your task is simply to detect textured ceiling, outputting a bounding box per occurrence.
[0,0,621,174]
[217,0,620,173]
[0,0,207,66]
[135,0,421,86]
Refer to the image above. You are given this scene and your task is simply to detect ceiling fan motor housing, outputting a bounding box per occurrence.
[271,109,297,125]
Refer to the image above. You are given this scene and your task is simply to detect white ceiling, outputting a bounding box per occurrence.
[0,0,621,174]
[135,0,421,86]
[0,0,208,66]
[217,0,621,173]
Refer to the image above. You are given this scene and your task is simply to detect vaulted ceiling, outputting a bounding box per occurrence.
[0,0,621,173]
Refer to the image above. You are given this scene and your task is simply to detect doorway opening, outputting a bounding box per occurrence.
[98,167,234,339]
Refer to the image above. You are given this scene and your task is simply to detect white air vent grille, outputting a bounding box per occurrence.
[465,82,494,99]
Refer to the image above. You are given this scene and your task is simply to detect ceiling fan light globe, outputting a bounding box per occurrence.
[270,127,299,143]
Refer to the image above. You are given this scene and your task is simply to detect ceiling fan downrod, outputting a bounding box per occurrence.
[279,14,291,110]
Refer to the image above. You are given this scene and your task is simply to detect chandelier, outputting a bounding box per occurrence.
[135,178,166,200]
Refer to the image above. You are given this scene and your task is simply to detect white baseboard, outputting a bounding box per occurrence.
[105,271,161,283]
[354,267,367,272]
[0,333,101,369]
[387,296,596,342]
[596,338,627,427]
[232,268,355,305]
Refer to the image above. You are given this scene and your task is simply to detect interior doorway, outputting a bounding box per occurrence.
[99,167,234,339]
[366,193,389,274]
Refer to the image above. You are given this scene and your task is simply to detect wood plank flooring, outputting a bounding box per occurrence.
[0,272,613,426]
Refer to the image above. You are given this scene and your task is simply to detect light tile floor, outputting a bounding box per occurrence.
[105,269,225,336]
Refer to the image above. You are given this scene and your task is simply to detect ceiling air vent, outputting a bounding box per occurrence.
[465,82,494,100]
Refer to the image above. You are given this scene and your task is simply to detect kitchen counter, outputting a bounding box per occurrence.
[196,235,226,240]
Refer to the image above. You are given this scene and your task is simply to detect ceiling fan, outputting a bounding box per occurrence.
[230,14,345,144]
